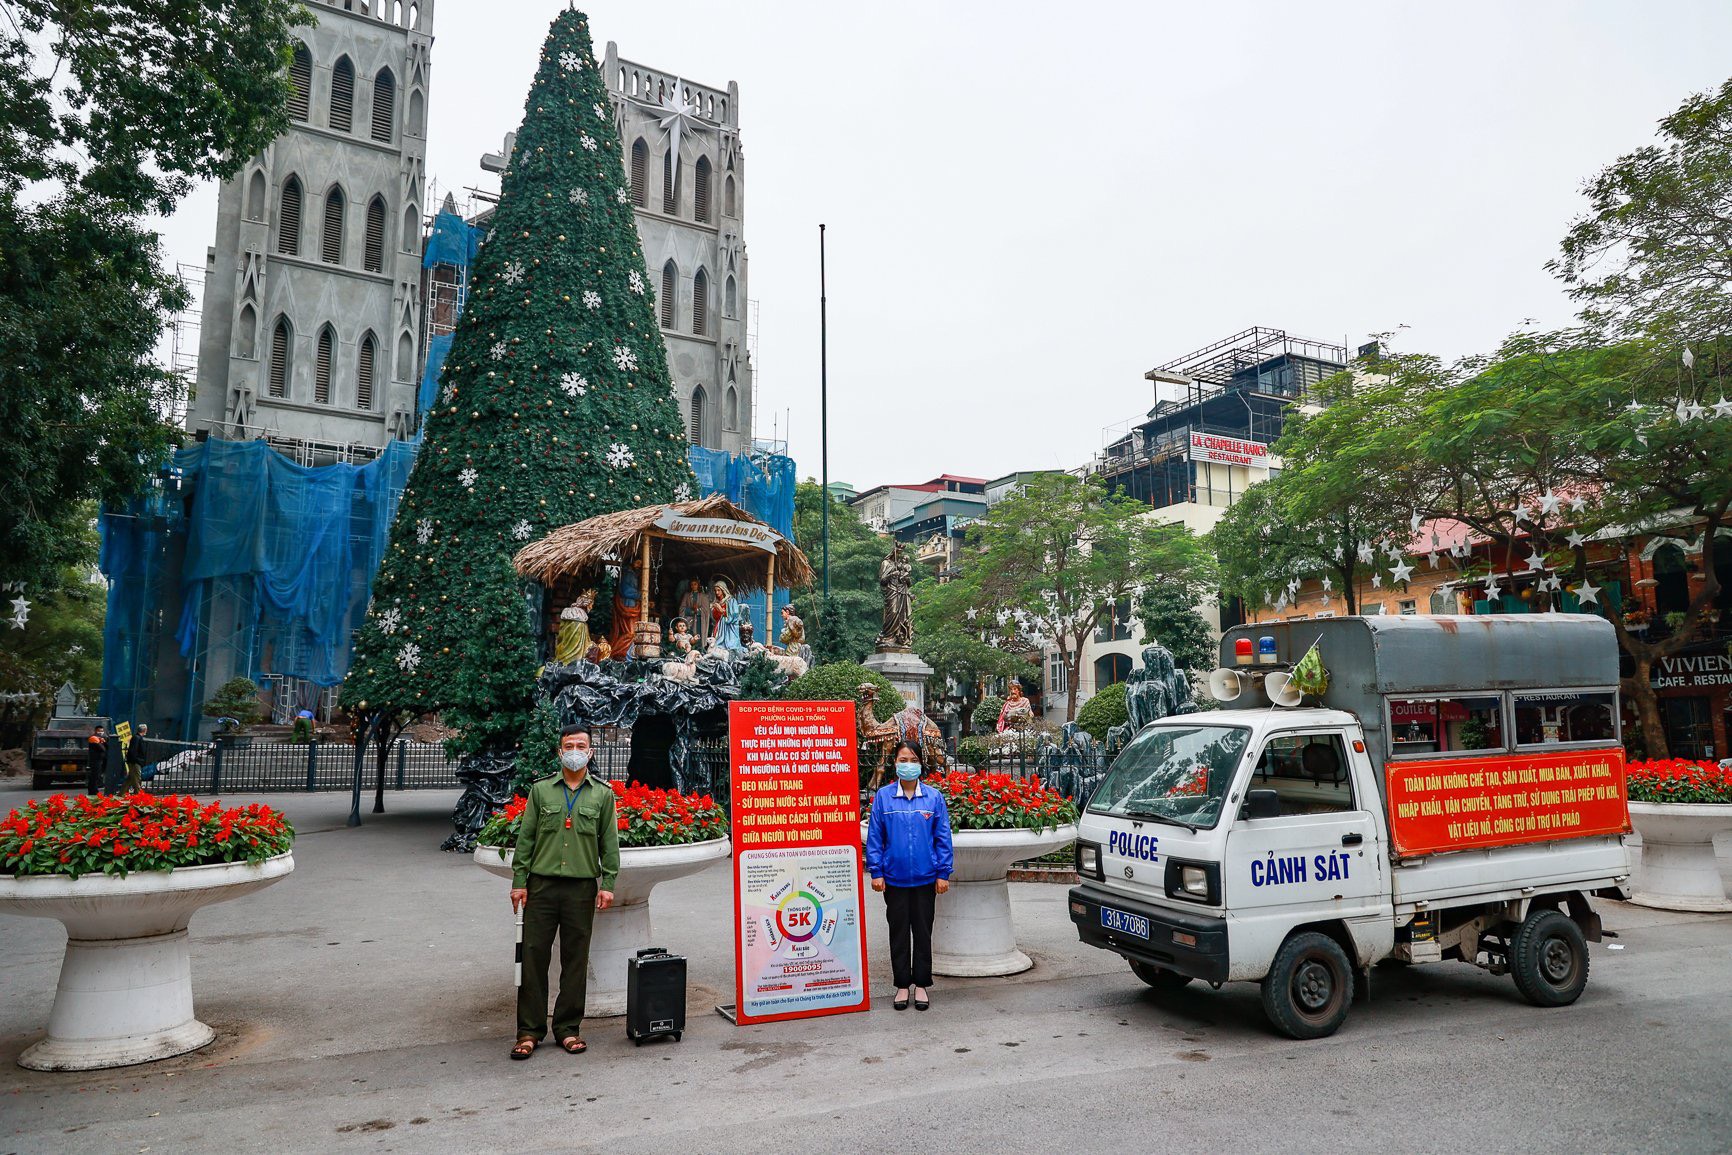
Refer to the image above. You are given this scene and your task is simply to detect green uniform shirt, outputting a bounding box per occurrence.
[512,773,621,891]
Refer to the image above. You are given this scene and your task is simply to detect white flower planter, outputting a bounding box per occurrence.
[0,854,295,1071]
[1628,802,1732,912]
[863,820,1077,977]
[475,838,730,1017]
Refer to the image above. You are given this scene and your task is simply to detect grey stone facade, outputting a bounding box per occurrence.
[187,0,434,459]
[603,43,754,455]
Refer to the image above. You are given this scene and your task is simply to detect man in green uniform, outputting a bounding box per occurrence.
[510,725,619,1059]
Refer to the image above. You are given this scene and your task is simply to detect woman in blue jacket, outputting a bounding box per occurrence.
[865,742,954,1011]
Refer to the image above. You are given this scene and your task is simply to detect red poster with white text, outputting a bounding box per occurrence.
[728,701,870,1025]
[1385,747,1629,858]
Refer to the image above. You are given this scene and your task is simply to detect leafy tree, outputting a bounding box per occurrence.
[789,481,888,665]
[912,568,1035,735]
[972,694,1005,736]
[1075,681,1128,742]
[341,11,696,753]
[0,514,105,735]
[1135,581,1216,676]
[202,677,264,733]
[0,2,307,587]
[782,662,903,722]
[955,472,1211,721]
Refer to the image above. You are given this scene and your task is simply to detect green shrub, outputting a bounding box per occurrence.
[955,735,991,768]
[1076,682,1128,742]
[202,677,264,732]
[973,694,1004,735]
[782,662,904,722]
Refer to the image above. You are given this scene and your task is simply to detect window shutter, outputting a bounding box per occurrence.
[663,150,676,214]
[694,157,711,223]
[269,320,291,397]
[724,175,736,218]
[692,269,707,336]
[331,58,355,132]
[364,197,385,272]
[690,387,705,446]
[660,262,676,328]
[631,140,648,207]
[279,179,303,255]
[322,188,345,264]
[370,69,395,142]
[289,46,311,121]
[315,329,334,404]
[357,335,376,411]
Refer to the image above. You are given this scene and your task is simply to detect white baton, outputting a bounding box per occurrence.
[514,906,524,989]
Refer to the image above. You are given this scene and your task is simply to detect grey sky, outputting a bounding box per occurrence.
[157,1,1732,491]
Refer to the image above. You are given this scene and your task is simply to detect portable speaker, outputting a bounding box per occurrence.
[626,946,686,1045]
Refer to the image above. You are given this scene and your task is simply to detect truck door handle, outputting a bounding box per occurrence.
[1341,833,1364,846]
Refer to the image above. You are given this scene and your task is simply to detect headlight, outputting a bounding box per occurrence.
[1077,842,1100,878]
[1180,865,1208,897]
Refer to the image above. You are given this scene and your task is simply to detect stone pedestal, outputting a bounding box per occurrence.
[863,649,935,713]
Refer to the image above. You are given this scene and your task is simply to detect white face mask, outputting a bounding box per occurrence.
[560,749,591,772]
[895,761,922,781]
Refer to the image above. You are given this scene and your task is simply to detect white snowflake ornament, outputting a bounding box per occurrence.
[569,187,588,206]
[616,188,629,205]
[415,518,433,544]
[378,607,402,635]
[489,341,508,362]
[396,642,422,671]
[612,345,638,372]
[582,290,602,311]
[594,102,607,120]
[673,482,693,501]
[559,50,582,72]
[501,260,526,286]
[512,519,533,541]
[628,270,645,295]
[579,134,598,152]
[459,467,478,489]
[440,382,456,405]
[561,372,588,398]
[606,443,636,469]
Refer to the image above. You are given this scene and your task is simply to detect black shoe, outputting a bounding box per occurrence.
[914,994,930,1011]
[892,993,909,1011]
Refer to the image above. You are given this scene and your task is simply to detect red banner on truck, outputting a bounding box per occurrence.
[1385,747,1630,857]
[728,701,870,1026]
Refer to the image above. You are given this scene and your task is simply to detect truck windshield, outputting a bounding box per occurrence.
[1088,724,1251,830]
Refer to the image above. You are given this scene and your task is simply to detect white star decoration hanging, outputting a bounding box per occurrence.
[489,341,508,362]
[582,290,602,311]
[1512,503,1532,524]
[1714,397,1732,419]
[378,607,402,635]
[628,270,645,295]
[561,372,587,398]
[1539,491,1561,516]
[511,520,533,541]
[965,607,978,621]
[1391,560,1414,584]
[7,595,29,630]
[1525,549,1548,572]
[1484,575,1503,599]
[1371,573,1383,588]
[396,642,421,671]
[1321,577,1333,592]
[1569,495,1587,513]
[459,467,478,488]
[501,260,526,286]
[652,78,707,190]
[415,518,433,544]
[1566,530,1586,549]
[612,346,638,372]
[1575,580,1601,606]
[606,443,635,469]
[579,134,598,152]
[558,50,582,72]
[1426,552,1440,569]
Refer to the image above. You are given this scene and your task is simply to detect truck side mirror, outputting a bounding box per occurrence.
[1245,789,1280,820]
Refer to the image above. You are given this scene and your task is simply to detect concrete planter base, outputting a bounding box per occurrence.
[1628,802,1732,912]
[0,854,295,1071]
[475,839,730,1017]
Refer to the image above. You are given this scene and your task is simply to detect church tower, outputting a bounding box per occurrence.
[188,0,435,461]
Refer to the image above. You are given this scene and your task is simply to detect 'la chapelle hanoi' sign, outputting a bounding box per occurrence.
[727,700,870,1025]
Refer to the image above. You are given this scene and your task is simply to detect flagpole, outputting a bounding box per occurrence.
[819,223,830,601]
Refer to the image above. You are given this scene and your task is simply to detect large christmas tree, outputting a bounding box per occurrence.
[341,9,693,753]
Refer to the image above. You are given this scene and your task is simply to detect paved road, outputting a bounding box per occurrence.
[1,787,1728,1153]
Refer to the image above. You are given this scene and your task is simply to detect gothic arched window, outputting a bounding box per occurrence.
[694,156,712,223]
[371,68,395,142]
[357,332,377,411]
[321,185,346,264]
[314,325,336,404]
[278,176,303,255]
[330,56,355,132]
[630,139,649,207]
[269,317,293,397]
[364,195,387,272]
[660,260,677,329]
[691,268,708,336]
[288,44,312,122]
[689,386,706,447]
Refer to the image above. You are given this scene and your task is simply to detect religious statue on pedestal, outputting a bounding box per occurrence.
[876,541,913,651]
[778,605,806,653]
[710,578,744,652]
[996,681,1035,733]
[678,578,712,644]
[552,588,597,665]
[608,568,642,657]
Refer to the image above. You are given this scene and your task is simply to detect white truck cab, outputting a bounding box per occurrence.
[1069,615,1632,1038]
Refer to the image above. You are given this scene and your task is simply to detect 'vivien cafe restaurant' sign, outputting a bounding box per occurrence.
[1651,651,1732,690]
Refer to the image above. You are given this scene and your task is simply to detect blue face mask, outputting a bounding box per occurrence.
[895,762,921,781]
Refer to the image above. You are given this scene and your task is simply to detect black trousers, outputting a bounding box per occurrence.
[516,875,597,1041]
[883,883,936,989]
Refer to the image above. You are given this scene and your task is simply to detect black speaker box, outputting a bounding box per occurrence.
[626,946,686,1045]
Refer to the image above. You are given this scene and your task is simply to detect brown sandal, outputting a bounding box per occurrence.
[510,1038,537,1060]
[560,1036,587,1054]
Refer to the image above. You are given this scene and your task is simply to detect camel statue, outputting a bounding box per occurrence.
[855,682,944,789]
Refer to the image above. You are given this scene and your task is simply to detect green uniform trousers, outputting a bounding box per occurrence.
[517,874,597,1042]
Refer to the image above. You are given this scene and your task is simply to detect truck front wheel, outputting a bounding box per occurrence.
[1129,960,1192,991]
[1510,909,1588,1008]
[1261,932,1353,1039]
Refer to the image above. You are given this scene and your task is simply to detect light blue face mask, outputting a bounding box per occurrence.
[895,761,921,781]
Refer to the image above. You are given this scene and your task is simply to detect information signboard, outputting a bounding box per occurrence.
[1188,432,1269,468]
[728,701,870,1025]
[1385,747,1630,857]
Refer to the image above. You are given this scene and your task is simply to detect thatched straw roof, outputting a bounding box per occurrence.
[513,496,814,593]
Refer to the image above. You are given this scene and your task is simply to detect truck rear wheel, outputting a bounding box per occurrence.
[1510,909,1588,1008]
[1129,960,1192,990]
[1261,931,1352,1039]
